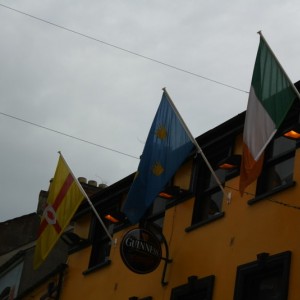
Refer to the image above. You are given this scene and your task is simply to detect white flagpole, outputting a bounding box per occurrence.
[58,152,114,244]
[258,31,300,101]
[162,88,231,202]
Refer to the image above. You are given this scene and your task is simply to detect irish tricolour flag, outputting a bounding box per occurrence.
[239,33,299,195]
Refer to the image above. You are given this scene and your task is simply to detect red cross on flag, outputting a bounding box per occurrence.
[33,153,85,269]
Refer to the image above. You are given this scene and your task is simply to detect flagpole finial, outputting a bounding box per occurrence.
[257,31,263,39]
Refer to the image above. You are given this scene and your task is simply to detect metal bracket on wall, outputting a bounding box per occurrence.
[143,221,173,286]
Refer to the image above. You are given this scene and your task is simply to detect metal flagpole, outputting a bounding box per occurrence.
[162,88,231,203]
[258,31,300,101]
[58,152,114,244]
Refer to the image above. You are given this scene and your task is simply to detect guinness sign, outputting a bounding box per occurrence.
[120,228,162,274]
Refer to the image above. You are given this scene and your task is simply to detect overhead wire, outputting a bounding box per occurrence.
[0,3,249,94]
[0,3,249,160]
[3,4,299,214]
[225,184,300,210]
[0,111,139,159]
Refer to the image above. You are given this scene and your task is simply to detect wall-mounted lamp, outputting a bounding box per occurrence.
[159,186,181,199]
[104,214,120,223]
[104,211,127,223]
[158,192,173,199]
[283,124,300,140]
[218,154,241,170]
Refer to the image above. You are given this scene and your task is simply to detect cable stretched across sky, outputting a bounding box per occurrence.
[0,3,248,94]
[0,111,139,160]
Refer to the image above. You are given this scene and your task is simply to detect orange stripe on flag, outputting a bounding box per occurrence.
[239,143,264,195]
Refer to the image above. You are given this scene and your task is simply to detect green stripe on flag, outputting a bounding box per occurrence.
[252,37,296,128]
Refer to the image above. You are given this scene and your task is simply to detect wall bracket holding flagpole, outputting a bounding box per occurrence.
[162,88,231,204]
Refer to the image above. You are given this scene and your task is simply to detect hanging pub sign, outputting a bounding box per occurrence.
[120,228,162,274]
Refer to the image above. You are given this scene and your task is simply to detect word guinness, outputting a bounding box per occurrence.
[120,228,162,274]
[124,237,161,257]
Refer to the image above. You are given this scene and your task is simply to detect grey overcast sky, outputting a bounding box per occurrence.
[1,0,300,222]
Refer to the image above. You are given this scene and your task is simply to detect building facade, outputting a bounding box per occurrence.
[0,180,102,300]
[16,83,300,299]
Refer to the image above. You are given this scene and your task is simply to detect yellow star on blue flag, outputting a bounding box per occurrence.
[122,91,194,224]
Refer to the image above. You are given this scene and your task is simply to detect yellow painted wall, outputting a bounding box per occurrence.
[57,149,300,299]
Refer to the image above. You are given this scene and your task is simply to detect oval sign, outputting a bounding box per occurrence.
[120,228,162,274]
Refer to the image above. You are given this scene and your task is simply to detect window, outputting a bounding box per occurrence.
[142,195,168,241]
[144,183,192,237]
[89,215,112,267]
[170,275,215,300]
[234,251,291,300]
[151,195,168,228]
[188,132,238,228]
[192,164,225,225]
[83,215,113,274]
[0,260,23,299]
[189,147,233,227]
[256,136,296,196]
[0,287,11,300]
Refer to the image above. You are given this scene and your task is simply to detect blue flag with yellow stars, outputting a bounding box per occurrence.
[122,92,195,224]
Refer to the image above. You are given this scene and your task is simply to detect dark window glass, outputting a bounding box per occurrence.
[151,196,167,228]
[234,251,291,300]
[256,136,295,195]
[271,136,295,157]
[191,159,227,225]
[170,275,215,300]
[145,182,194,238]
[190,133,238,227]
[88,216,112,268]
[244,270,282,300]
[145,180,191,229]
[0,287,11,300]
[143,196,168,241]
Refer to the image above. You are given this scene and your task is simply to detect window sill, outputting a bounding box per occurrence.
[185,212,225,233]
[82,259,111,276]
[247,181,296,206]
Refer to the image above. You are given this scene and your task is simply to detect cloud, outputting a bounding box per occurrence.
[1,0,300,221]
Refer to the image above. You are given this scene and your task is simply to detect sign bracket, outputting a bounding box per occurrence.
[143,221,173,286]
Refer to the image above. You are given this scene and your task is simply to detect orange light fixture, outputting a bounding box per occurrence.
[284,129,300,140]
[104,214,119,223]
[218,154,241,170]
[283,123,300,140]
[218,162,237,170]
[158,192,173,199]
